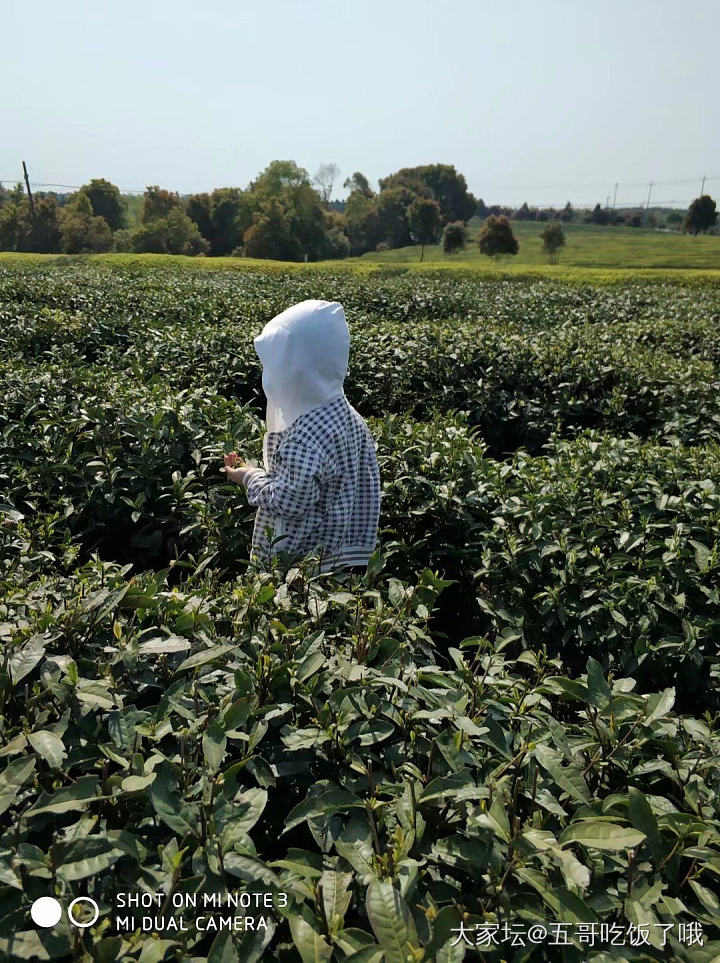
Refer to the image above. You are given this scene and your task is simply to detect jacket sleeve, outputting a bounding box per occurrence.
[242,438,329,519]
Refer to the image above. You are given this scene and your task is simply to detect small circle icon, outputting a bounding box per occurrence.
[68,896,99,928]
[31,897,62,928]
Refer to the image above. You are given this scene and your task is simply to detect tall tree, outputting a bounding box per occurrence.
[29,195,62,252]
[245,162,330,260]
[313,163,340,205]
[60,193,112,253]
[251,160,310,195]
[343,172,374,198]
[379,164,476,224]
[142,185,180,223]
[540,222,566,264]
[0,186,62,252]
[586,203,609,226]
[211,188,252,255]
[80,178,127,231]
[477,215,519,261]
[684,195,717,235]
[344,191,382,255]
[243,197,301,260]
[376,186,416,248]
[442,221,467,255]
[165,208,209,255]
[186,193,213,241]
[407,196,442,261]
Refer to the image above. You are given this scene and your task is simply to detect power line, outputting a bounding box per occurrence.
[2,170,717,208]
[485,175,719,191]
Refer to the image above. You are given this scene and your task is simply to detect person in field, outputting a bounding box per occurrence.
[223,299,381,574]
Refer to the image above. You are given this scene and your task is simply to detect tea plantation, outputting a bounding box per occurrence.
[1,262,719,962]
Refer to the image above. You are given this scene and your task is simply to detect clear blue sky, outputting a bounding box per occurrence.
[2,0,717,208]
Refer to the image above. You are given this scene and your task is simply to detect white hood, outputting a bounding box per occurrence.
[254,299,350,464]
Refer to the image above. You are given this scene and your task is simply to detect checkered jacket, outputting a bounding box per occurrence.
[241,394,380,572]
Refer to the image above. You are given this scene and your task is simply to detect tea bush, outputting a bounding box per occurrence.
[1,263,720,961]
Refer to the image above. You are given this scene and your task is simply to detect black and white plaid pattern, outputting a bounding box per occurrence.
[242,394,380,572]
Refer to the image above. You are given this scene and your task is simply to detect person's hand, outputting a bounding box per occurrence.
[224,451,249,485]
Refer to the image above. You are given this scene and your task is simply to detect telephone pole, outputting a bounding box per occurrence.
[612,182,618,209]
[700,174,706,195]
[643,180,654,227]
[22,161,36,223]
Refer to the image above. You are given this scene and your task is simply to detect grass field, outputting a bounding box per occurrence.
[2,247,720,283]
[361,219,720,271]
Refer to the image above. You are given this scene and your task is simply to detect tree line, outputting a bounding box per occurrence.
[0,160,716,260]
[0,161,477,260]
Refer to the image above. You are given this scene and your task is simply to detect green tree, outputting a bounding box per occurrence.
[0,186,62,253]
[211,188,252,256]
[586,203,610,226]
[128,209,208,255]
[79,178,127,231]
[165,208,209,255]
[513,201,536,221]
[285,182,328,258]
[380,164,476,224]
[124,194,144,228]
[142,185,180,223]
[59,193,112,253]
[251,160,310,195]
[0,186,32,251]
[540,222,566,264]
[29,195,62,252]
[684,195,717,235]
[561,201,575,222]
[343,172,374,198]
[408,196,442,261]
[244,162,330,260]
[442,221,467,255]
[130,219,170,254]
[243,198,302,260]
[344,191,382,256]
[186,193,213,241]
[321,209,350,258]
[112,228,133,252]
[186,188,252,256]
[376,186,416,248]
[477,215,519,261]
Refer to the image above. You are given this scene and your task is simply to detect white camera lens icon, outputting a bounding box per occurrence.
[30,897,62,928]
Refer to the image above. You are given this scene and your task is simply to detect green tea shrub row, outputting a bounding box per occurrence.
[3,375,719,711]
[1,560,719,960]
[3,313,720,464]
[377,415,720,712]
[2,265,718,336]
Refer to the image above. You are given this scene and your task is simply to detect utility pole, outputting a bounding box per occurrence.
[644,180,653,227]
[612,182,618,209]
[700,174,706,195]
[22,161,36,223]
